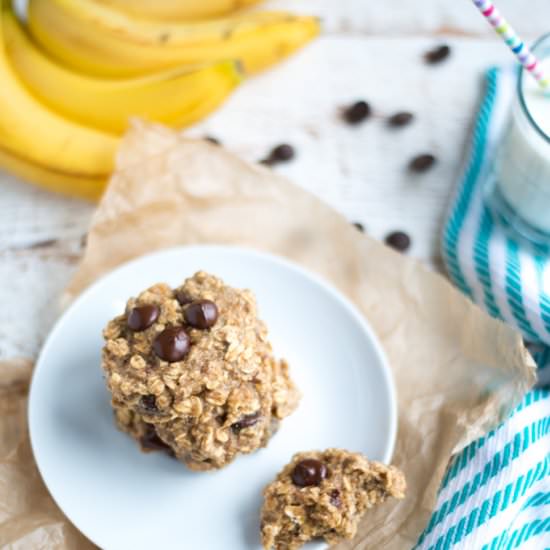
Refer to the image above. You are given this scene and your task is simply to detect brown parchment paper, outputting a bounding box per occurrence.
[1,121,536,549]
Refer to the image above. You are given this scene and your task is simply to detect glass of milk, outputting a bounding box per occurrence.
[485,33,550,245]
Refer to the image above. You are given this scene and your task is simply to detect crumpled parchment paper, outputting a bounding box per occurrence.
[0,121,536,549]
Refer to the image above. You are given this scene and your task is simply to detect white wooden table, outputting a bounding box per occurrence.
[1,0,549,361]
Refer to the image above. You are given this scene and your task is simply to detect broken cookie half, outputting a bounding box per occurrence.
[261,449,406,550]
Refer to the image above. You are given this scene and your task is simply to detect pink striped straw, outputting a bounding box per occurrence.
[472,0,549,90]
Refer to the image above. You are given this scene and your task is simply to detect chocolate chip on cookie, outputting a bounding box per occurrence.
[138,394,158,413]
[127,305,160,331]
[231,411,261,433]
[141,424,174,455]
[292,459,328,487]
[153,327,190,362]
[330,489,342,507]
[175,290,194,306]
[184,300,219,329]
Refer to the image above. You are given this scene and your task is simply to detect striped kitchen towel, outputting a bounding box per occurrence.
[415,68,550,549]
[441,66,550,377]
[415,389,549,549]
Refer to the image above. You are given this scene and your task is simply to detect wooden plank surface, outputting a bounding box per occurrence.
[261,0,550,37]
[1,0,549,360]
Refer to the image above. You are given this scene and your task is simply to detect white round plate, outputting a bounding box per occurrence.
[29,246,396,550]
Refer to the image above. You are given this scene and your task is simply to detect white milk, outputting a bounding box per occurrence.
[493,56,550,237]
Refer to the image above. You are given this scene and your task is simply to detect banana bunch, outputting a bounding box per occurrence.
[28,0,319,76]
[0,0,319,200]
[94,0,264,21]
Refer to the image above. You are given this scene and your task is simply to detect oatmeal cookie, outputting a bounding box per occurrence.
[102,271,300,470]
[113,406,174,456]
[261,449,406,550]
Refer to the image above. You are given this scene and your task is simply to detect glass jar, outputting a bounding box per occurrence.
[484,33,550,246]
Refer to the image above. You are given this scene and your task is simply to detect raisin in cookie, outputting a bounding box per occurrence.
[102,271,300,470]
[261,449,406,549]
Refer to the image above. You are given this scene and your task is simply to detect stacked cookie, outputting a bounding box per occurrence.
[101,271,300,471]
[101,271,407,549]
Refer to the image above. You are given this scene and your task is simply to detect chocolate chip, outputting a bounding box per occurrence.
[138,394,158,413]
[352,222,365,232]
[32,238,58,249]
[342,101,371,124]
[424,44,451,64]
[231,411,261,433]
[127,305,160,331]
[184,300,219,329]
[153,327,190,362]
[409,153,436,172]
[141,424,174,456]
[261,144,295,166]
[387,112,414,127]
[385,231,411,252]
[330,489,342,507]
[272,144,295,161]
[175,290,194,306]
[205,136,220,145]
[291,459,328,487]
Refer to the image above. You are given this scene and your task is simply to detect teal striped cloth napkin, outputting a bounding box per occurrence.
[415,67,550,549]
[442,66,550,377]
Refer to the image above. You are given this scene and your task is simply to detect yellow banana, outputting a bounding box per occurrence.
[94,0,263,21]
[0,0,116,198]
[0,145,107,200]
[4,10,242,134]
[28,0,320,77]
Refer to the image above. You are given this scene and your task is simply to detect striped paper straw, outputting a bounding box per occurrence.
[472,0,549,90]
